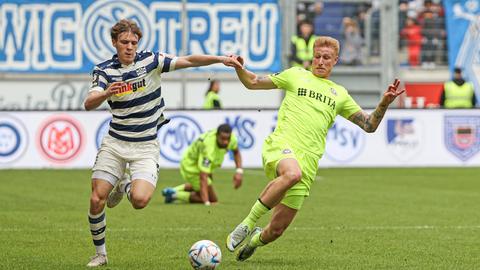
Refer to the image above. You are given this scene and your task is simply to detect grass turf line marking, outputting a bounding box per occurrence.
[3,225,480,232]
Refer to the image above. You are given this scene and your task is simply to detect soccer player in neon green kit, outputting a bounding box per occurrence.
[162,124,243,205]
[226,36,405,261]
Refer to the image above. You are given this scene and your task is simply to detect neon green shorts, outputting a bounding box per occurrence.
[180,167,212,192]
[262,137,319,210]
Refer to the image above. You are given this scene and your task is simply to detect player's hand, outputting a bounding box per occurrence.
[233,173,242,189]
[106,82,125,96]
[226,55,244,68]
[222,55,242,69]
[382,78,405,105]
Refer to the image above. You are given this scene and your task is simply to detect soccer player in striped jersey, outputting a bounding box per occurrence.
[225,36,404,262]
[161,123,243,205]
[83,19,241,267]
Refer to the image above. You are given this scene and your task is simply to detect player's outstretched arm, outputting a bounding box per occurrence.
[229,55,277,90]
[174,55,242,70]
[348,79,405,133]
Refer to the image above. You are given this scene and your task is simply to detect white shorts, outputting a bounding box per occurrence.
[92,135,159,187]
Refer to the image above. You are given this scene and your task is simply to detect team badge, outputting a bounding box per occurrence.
[202,158,211,167]
[386,118,423,162]
[330,88,337,96]
[444,116,480,161]
[37,115,84,163]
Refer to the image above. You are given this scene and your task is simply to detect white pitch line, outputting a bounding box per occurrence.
[2,225,480,232]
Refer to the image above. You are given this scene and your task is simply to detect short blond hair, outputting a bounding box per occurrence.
[314,36,340,56]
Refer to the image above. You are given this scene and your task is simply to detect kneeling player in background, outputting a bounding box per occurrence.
[162,124,243,205]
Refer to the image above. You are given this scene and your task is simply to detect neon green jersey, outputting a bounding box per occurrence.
[268,67,361,158]
[180,130,238,175]
[203,91,222,109]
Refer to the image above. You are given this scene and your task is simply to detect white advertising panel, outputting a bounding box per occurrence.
[0,109,479,169]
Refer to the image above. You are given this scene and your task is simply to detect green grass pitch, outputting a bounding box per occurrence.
[1,167,480,269]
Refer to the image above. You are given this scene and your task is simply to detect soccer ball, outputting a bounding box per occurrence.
[188,240,222,270]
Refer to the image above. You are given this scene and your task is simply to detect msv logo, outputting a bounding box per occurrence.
[95,117,112,150]
[386,118,423,162]
[158,115,203,163]
[225,116,256,150]
[37,115,84,163]
[82,0,153,64]
[324,116,365,163]
[225,115,256,160]
[0,115,28,164]
[444,115,480,161]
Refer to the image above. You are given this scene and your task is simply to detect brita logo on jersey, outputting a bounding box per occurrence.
[444,115,480,161]
[386,118,423,162]
[324,116,365,163]
[158,115,203,163]
[37,116,84,163]
[0,115,28,164]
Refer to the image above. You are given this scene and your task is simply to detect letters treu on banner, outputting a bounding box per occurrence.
[0,0,281,73]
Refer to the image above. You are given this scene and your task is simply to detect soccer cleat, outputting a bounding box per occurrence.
[86,253,108,267]
[226,224,250,252]
[161,188,176,204]
[236,227,263,262]
[106,173,130,208]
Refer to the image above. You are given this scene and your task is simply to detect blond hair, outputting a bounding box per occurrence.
[111,19,143,41]
[314,36,340,56]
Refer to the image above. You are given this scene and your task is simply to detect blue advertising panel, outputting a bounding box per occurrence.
[0,0,281,73]
[444,0,480,100]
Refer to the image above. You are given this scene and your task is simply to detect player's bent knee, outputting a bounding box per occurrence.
[90,193,107,207]
[284,170,302,185]
[130,194,151,209]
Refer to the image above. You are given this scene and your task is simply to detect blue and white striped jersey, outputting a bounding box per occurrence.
[89,51,176,142]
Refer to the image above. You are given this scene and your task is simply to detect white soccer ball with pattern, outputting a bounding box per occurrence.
[188,240,222,270]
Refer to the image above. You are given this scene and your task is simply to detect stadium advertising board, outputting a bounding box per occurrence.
[1,110,480,169]
[444,0,480,102]
[0,0,281,73]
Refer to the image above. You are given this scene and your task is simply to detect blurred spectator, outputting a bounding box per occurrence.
[401,17,423,66]
[203,80,222,109]
[420,4,446,67]
[296,1,316,25]
[290,21,316,69]
[440,67,477,108]
[312,2,343,42]
[340,17,364,65]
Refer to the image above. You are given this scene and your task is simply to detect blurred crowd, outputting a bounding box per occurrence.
[294,0,447,68]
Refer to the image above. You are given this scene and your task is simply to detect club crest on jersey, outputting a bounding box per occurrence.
[444,116,480,161]
[136,67,147,76]
[202,158,211,167]
[330,88,337,96]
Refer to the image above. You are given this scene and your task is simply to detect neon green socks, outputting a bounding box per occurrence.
[241,199,271,230]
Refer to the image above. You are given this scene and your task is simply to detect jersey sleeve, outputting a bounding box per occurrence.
[156,53,177,73]
[89,67,108,93]
[339,92,362,119]
[267,67,298,90]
